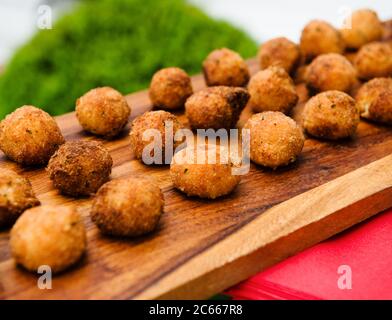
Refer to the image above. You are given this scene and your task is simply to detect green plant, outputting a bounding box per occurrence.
[0,0,257,119]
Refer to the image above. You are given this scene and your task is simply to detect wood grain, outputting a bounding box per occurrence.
[1,58,392,300]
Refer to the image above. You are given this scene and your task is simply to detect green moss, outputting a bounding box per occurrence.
[0,0,257,119]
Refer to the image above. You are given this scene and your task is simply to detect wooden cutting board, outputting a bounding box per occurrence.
[1,59,392,300]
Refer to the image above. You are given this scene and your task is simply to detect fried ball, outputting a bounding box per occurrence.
[248,66,298,114]
[306,53,357,93]
[244,112,304,168]
[203,48,250,87]
[91,177,163,237]
[170,144,241,199]
[356,77,392,124]
[341,9,383,49]
[300,20,345,62]
[76,87,131,139]
[185,86,250,130]
[149,67,193,110]
[258,37,300,73]
[0,169,40,228]
[10,205,86,273]
[354,42,392,80]
[0,106,64,166]
[303,91,359,140]
[130,110,183,163]
[47,141,113,197]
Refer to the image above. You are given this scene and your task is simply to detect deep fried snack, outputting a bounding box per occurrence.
[185,86,250,129]
[248,66,298,114]
[258,37,300,73]
[356,77,392,124]
[244,112,304,168]
[0,169,40,228]
[303,90,359,140]
[76,87,131,139]
[149,67,193,110]
[0,106,64,166]
[341,9,383,49]
[47,141,113,197]
[10,205,86,273]
[306,53,357,93]
[91,177,164,237]
[300,20,345,62]
[203,48,250,87]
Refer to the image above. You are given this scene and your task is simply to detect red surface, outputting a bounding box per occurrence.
[227,209,392,300]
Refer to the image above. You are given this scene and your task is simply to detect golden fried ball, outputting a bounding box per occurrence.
[202,48,250,87]
[91,177,163,237]
[341,9,383,49]
[76,87,131,139]
[47,141,113,197]
[306,53,357,93]
[244,112,304,168]
[300,20,345,62]
[149,67,193,111]
[10,205,86,273]
[170,144,241,199]
[258,37,300,74]
[0,106,64,166]
[185,86,250,130]
[303,91,359,140]
[356,77,392,124]
[248,66,298,114]
[354,42,392,80]
[0,169,40,228]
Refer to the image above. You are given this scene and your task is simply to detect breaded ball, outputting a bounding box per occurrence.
[356,77,392,124]
[248,66,298,114]
[0,169,40,228]
[47,141,113,197]
[354,42,392,80]
[10,205,86,273]
[185,86,250,130]
[130,110,183,163]
[170,144,241,199]
[203,48,250,87]
[258,37,300,73]
[76,87,131,139]
[149,67,193,110]
[300,20,345,62]
[0,106,64,166]
[341,9,383,49]
[91,177,163,237]
[306,53,357,93]
[303,91,359,140]
[244,112,304,168]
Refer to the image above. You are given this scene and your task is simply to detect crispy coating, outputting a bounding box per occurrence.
[356,77,392,124]
[341,9,383,49]
[300,20,345,62]
[0,106,64,166]
[47,141,113,197]
[203,48,250,87]
[306,53,357,93]
[91,177,164,237]
[170,144,241,199]
[258,37,300,73]
[0,169,40,228]
[76,87,131,139]
[149,67,193,110]
[10,205,86,273]
[354,42,392,80]
[244,112,304,168]
[248,66,298,114]
[185,86,250,130]
[303,91,359,140]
